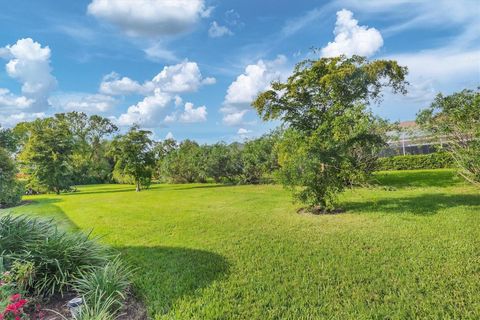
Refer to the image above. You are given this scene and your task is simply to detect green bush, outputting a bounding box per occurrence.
[0,215,111,296]
[377,152,454,171]
[74,256,133,312]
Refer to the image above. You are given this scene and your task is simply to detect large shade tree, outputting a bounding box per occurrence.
[19,117,75,194]
[417,88,480,185]
[110,125,155,192]
[253,55,408,211]
[55,112,118,184]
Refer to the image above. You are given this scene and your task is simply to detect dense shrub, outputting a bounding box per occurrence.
[376,152,454,171]
[0,215,111,295]
[74,256,133,312]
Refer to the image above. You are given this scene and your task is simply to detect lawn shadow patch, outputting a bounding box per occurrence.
[343,193,480,215]
[0,197,80,231]
[118,246,230,317]
[170,184,234,191]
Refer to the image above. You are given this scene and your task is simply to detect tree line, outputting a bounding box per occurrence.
[1,55,478,212]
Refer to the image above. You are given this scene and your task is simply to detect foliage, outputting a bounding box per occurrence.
[5,170,479,319]
[18,117,75,194]
[75,291,119,320]
[377,152,454,171]
[417,88,480,184]
[0,126,19,153]
[0,215,111,296]
[253,55,408,209]
[205,143,243,183]
[160,140,208,183]
[110,125,155,192]
[0,148,23,208]
[241,132,280,184]
[0,293,29,320]
[74,256,133,312]
[158,132,281,185]
[56,112,118,184]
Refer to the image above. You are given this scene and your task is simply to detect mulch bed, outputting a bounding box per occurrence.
[297,206,345,215]
[39,291,148,320]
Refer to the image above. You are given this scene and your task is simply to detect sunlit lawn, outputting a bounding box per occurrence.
[4,169,479,319]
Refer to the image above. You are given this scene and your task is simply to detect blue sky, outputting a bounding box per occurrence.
[0,0,479,142]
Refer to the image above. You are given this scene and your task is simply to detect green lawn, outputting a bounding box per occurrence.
[3,169,480,319]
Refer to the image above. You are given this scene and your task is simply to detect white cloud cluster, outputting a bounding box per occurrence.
[0,38,57,111]
[0,88,34,110]
[152,61,215,93]
[237,127,252,139]
[49,93,116,113]
[179,102,207,123]
[99,72,147,96]
[321,9,383,58]
[113,61,214,126]
[208,21,233,38]
[117,88,171,126]
[221,55,288,126]
[87,0,209,38]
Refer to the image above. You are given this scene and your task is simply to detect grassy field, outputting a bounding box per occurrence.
[3,169,479,319]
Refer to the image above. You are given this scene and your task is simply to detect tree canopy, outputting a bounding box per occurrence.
[110,125,156,191]
[253,55,408,210]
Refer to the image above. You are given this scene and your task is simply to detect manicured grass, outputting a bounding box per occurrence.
[3,169,479,319]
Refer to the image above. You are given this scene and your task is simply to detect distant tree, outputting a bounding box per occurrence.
[110,125,155,192]
[206,143,243,183]
[0,126,19,153]
[56,112,118,184]
[241,132,280,184]
[0,148,23,207]
[253,55,408,211]
[417,88,480,185]
[153,138,178,180]
[161,140,207,183]
[19,117,75,194]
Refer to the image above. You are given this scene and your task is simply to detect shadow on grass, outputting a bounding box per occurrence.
[118,246,229,316]
[0,197,80,231]
[344,193,480,215]
[62,187,137,197]
[170,184,234,191]
[373,169,461,189]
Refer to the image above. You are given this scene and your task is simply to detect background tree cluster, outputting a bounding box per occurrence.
[15,112,118,194]
[416,88,480,185]
[156,130,280,185]
[0,126,23,207]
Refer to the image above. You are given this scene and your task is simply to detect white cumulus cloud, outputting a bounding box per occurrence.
[321,9,383,58]
[0,38,57,111]
[49,93,117,113]
[110,60,215,128]
[0,88,34,110]
[151,60,215,93]
[208,21,233,38]
[221,55,288,125]
[179,102,207,123]
[87,0,209,38]
[116,88,171,126]
[99,72,147,95]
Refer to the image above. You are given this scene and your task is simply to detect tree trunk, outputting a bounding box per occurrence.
[136,180,141,192]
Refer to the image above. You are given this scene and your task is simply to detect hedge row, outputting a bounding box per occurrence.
[376,152,454,171]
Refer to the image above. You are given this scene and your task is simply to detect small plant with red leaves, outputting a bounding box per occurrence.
[0,293,29,320]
